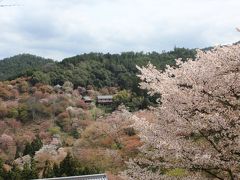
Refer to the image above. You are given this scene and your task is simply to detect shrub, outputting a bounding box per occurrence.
[7,108,19,119]
[166,168,188,177]
[17,105,31,123]
[23,136,43,157]
[18,81,29,93]
[48,126,61,135]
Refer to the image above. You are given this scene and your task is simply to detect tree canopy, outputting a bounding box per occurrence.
[124,44,240,179]
[0,54,54,81]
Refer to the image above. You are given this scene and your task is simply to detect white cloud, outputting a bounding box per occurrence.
[0,0,240,60]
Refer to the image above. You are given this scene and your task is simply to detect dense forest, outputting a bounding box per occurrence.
[0,48,196,111]
[0,48,196,88]
[0,54,54,81]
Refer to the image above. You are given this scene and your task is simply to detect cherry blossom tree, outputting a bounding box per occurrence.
[7,119,21,133]
[0,133,16,160]
[124,44,240,179]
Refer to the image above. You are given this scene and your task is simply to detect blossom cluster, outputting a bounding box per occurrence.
[125,44,240,179]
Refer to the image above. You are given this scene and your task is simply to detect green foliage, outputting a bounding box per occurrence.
[48,126,61,135]
[57,153,101,177]
[0,49,196,111]
[42,160,55,178]
[23,142,32,156]
[166,168,188,177]
[70,128,80,139]
[60,153,78,176]
[21,162,38,180]
[8,108,19,119]
[18,81,29,93]
[90,107,104,120]
[113,90,146,111]
[0,153,101,179]
[30,159,38,179]
[62,81,73,92]
[17,97,52,123]
[23,135,43,157]
[31,71,50,85]
[111,141,123,150]
[2,159,38,180]
[5,164,22,180]
[0,54,54,81]
[53,163,61,177]
[0,159,5,179]
[113,90,131,105]
[0,49,196,89]
[58,50,196,90]
[18,104,32,123]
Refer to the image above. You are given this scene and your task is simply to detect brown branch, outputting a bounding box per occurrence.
[198,130,222,154]
[203,169,224,180]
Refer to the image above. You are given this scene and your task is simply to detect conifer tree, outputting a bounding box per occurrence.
[0,159,6,180]
[21,163,33,180]
[53,163,61,177]
[42,160,55,178]
[6,164,22,180]
[60,153,78,176]
[23,135,43,156]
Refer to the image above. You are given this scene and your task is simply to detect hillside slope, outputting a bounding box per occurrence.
[0,54,54,81]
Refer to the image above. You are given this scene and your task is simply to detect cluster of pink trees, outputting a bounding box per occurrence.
[124,44,240,179]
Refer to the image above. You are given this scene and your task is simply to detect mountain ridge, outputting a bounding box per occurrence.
[0,54,54,81]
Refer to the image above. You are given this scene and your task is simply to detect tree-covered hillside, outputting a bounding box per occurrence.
[0,54,54,81]
[26,48,196,88]
[0,48,196,111]
[0,48,196,110]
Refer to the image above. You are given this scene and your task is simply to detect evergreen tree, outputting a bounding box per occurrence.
[23,142,33,156]
[30,158,38,179]
[23,135,43,156]
[42,160,55,178]
[21,163,33,180]
[6,164,22,180]
[53,163,61,177]
[60,153,78,176]
[15,146,22,159]
[0,159,6,180]
[31,135,43,155]
[20,159,38,180]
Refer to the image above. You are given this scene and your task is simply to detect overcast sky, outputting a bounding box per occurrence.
[0,0,240,60]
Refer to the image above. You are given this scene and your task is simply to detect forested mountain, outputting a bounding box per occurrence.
[7,48,195,88]
[0,54,54,81]
[57,48,196,88]
[0,48,196,110]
